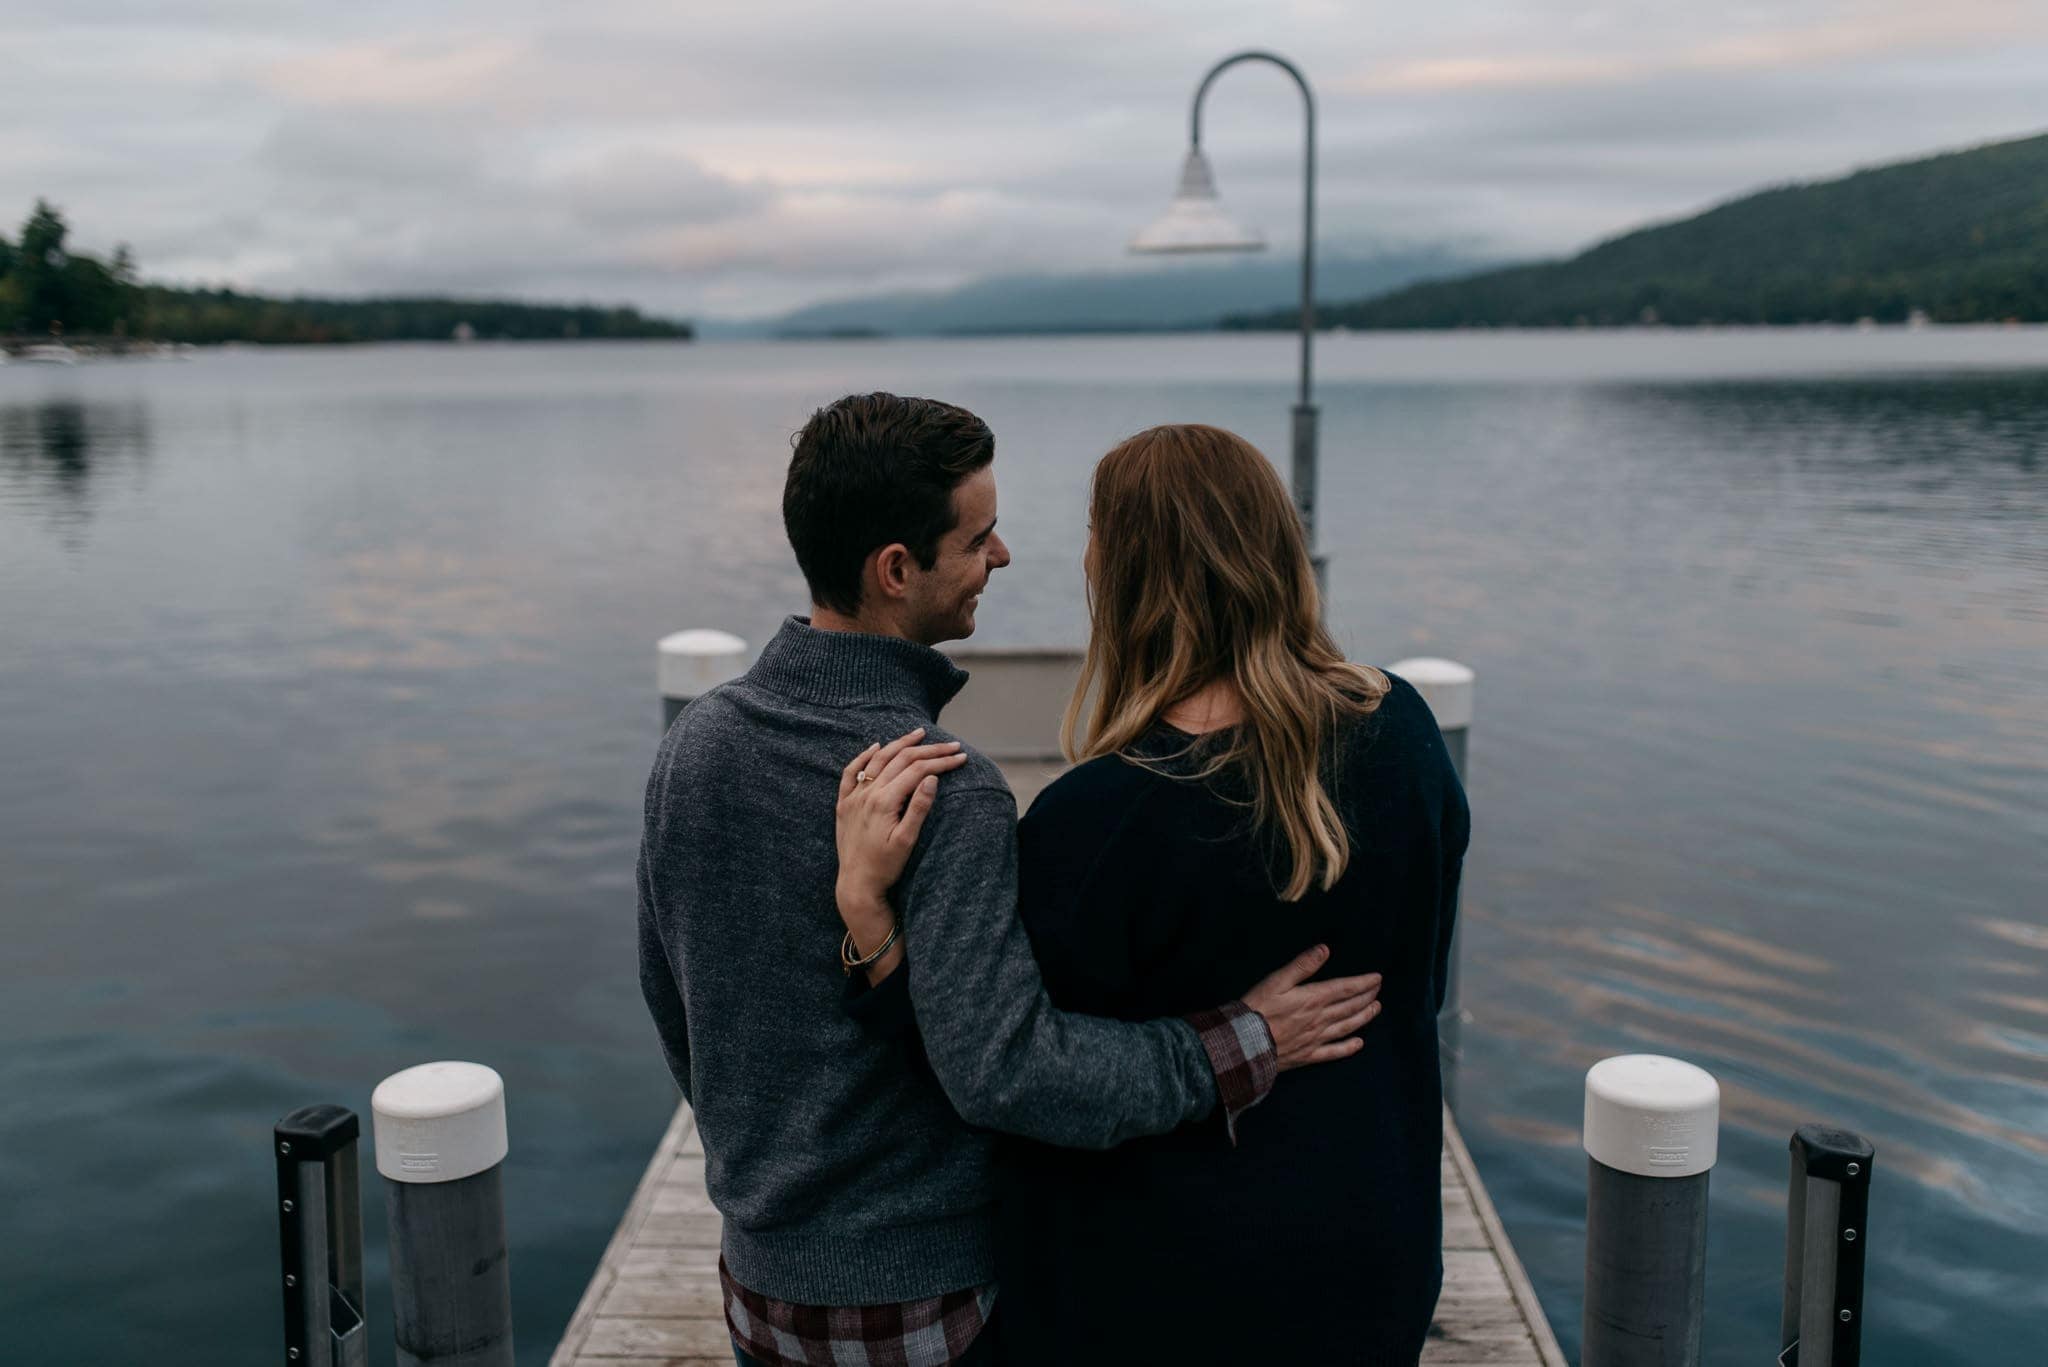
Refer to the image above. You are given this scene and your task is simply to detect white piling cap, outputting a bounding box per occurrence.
[371,1061,507,1184]
[658,629,748,702]
[1389,657,1475,730]
[1583,1054,1720,1178]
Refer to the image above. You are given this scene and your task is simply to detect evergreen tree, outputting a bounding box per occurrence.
[18,199,73,334]
[0,230,16,331]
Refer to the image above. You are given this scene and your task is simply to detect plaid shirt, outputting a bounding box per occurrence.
[722,1001,1277,1366]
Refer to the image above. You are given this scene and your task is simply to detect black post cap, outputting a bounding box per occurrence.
[1790,1125,1874,1185]
[276,1104,359,1160]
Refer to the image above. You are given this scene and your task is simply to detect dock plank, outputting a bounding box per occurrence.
[552,1102,1562,1367]
[580,1316,742,1357]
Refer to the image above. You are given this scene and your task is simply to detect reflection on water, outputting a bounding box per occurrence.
[0,399,151,537]
[0,337,2044,1367]
[312,543,551,677]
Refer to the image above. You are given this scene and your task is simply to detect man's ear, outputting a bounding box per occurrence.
[870,543,916,601]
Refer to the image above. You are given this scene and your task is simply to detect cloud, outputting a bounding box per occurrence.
[552,149,773,230]
[3,1,2045,315]
[256,114,491,188]
[261,37,530,110]
[1346,1,2047,92]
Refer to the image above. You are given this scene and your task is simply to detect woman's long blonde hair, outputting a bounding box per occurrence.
[1060,424,1388,901]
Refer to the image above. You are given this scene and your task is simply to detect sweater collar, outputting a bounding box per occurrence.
[747,615,969,719]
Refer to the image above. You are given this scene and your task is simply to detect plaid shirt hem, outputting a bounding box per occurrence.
[1184,999,1279,1145]
[721,1257,996,1367]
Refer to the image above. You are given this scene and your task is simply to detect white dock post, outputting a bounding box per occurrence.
[1582,1054,1720,1367]
[658,629,749,731]
[1391,657,1474,1055]
[372,1062,513,1367]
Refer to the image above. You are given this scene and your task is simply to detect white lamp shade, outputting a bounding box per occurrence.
[1130,149,1265,254]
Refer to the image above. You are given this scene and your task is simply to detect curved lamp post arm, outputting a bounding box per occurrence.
[1185,51,1324,594]
[1189,50,1316,407]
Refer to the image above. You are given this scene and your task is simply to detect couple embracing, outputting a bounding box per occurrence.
[637,392,1469,1365]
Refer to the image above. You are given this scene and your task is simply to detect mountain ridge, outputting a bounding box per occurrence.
[701,250,1490,338]
[1226,130,2048,330]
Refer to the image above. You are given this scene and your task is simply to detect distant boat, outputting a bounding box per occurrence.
[132,341,199,361]
[17,342,82,365]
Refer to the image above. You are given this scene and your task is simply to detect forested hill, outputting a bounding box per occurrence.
[131,287,692,344]
[1227,131,2048,329]
[0,200,690,343]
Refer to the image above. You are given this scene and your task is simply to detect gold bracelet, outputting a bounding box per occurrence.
[841,922,901,975]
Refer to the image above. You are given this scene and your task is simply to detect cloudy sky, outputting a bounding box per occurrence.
[7,1,2046,319]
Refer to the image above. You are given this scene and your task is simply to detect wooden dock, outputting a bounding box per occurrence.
[549,1100,1566,1366]
[556,755,1567,1366]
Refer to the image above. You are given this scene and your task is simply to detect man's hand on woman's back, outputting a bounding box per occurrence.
[1241,945,1383,1070]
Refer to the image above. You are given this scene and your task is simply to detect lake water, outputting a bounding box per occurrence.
[2,331,2043,1366]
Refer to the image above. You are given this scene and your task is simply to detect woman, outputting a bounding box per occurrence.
[841,424,1468,1363]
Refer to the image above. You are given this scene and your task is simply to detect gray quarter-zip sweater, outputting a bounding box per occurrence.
[636,616,1219,1305]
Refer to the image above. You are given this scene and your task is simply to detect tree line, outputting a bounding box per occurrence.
[0,201,692,343]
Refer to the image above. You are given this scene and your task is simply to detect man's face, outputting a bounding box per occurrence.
[903,466,1010,645]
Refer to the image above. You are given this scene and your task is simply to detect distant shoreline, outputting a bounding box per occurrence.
[11,319,2046,360]
[0,333,696,362]
[1,203,698,346]
[711,319,2048,343]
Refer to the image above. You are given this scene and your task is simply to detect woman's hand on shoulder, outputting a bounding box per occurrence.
[833,729,969,977]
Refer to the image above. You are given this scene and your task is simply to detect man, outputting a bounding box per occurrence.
[637,392,1380,1366]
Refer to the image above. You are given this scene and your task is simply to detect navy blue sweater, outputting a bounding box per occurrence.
[993,674,1469,1365]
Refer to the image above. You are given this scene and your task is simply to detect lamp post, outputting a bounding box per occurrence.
[1131,50,1323,594]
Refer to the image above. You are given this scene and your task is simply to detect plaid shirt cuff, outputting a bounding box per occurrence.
[1185,1000,1278,1146]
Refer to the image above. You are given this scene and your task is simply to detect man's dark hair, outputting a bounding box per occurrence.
[782,393,995,614]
